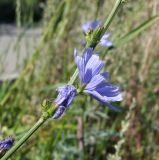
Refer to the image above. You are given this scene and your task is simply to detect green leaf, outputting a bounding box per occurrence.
[113,15,159,47]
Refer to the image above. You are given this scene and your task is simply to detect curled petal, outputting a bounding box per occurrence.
[0,137,14,154]
[53,106,65,119]
[54,85,76,119]
[66,91,76,107]
[54,95,66,106]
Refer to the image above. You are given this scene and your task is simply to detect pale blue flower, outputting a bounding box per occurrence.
[99,33,113,47]
[0,137,14,155]
[74,48,122,111]
[81,20,112,47]
[53,85,76,119]
[81,20,102,33]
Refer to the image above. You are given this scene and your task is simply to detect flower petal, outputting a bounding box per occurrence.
[85,54,104,77]
[74,50,85,84]
[81,48,93,83]
[54,96,66,106]
[0,137,14,153]
[96,83,121,97]
[82,48,93,64]
[54,85,76,109]
[81,22,90,33]
[81,20,102,33]
[83,69,92,84]
[101,33,110,39]
[89,20,102,30]
[85,88,122,103]
[53,106,65,119]
[100,39,112,47]
[84,90,121,111]
[99,33,112,47]
[85,72,109,90]
[66,91,76,107]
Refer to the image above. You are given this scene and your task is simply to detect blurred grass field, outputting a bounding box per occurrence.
[0,0,159,159]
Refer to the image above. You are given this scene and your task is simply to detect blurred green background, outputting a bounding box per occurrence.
[0,0,159,159]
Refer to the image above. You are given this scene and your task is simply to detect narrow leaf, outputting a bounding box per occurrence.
[113,15,159,47]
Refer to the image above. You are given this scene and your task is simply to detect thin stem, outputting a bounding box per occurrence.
[68,69,78,85]
[16,0,21,29]
[1,117,46,160]
[104,0,123,31]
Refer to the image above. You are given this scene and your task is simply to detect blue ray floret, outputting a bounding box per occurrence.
[0,137,14,155]
[74,48,122,111]
[53,85,77,119]
[81,20,112,47]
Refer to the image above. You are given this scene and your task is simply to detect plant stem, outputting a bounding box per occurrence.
[104,0,123,31]
[1,117,46,160]
[68,69,78,85]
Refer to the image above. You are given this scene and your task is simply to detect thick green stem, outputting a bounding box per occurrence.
[1,117,46,160]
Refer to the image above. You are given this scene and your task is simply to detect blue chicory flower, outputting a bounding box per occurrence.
[74,48,122,111]
[53,85,77,119]
[0,137,14,155]
[81,20,112,47]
